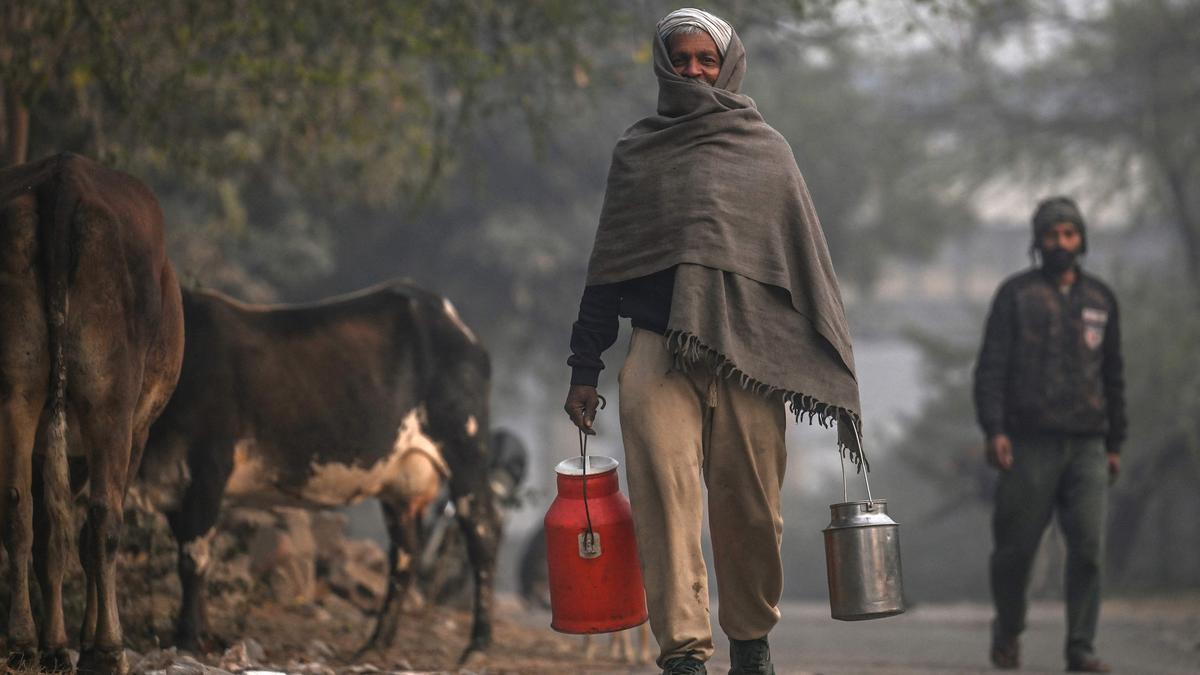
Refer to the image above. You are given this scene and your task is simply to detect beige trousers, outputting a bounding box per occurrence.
[618,328,787,666]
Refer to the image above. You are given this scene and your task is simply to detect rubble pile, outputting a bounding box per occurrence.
[110,505,593,674]
[2,503,616,673]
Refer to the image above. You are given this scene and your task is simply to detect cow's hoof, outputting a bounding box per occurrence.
[173,634,201,654]
[40,646,75,673]
[6,646,38,672]
[458,646,488,668]
[174,632,223,655]
[353,629,393,661]
[77,647,128,675]
[457,636,490,667]
[351,642,379,661]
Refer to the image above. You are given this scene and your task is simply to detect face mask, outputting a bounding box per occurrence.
[1041,248,1077,273]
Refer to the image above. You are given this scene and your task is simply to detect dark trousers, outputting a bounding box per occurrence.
[990,434,1108,662]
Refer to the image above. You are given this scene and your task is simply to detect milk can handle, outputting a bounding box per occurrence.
[577,394,607,549]
[840,415,875,504]
[578,429,596,546]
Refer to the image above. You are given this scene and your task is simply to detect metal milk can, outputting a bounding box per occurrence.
[822,437,905,621]
[823,499,904,620]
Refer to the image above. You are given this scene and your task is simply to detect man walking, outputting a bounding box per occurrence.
[564,9,862,675]
[973,196,1126,673]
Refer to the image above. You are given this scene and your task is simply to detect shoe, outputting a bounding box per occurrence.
[990,634,1019,670]
[662,654,707,674]
[729,636,775,675]
[1067,655,1112,672]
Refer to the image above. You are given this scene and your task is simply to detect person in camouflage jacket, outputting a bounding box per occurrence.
[973,196,1126,673]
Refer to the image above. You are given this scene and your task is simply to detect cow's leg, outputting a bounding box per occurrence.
[165,453,225,653]
[78,514,98,646]
[447,464,500,663]
[171,525,219,652]
[1,180,49,670]
[75,410,134,675]
[638,622,653,664]
[32,456,72,672]
[619,624,638,658]
[358,500,420,654]
[426,375,498,663]
[1,400,41,670]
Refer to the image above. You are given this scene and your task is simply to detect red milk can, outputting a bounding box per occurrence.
[544,454,648,633]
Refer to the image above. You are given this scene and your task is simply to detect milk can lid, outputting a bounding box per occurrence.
[555,455,619,476]
[826,499,898,528]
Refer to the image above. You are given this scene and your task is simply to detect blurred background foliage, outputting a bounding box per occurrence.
[3,0,1197,598]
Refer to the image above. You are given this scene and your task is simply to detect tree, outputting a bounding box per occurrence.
[945,0,1200,283]
[887,0,1200,592]
[2,0,640,294]
[748,22,978,288]
[4,1,855,299]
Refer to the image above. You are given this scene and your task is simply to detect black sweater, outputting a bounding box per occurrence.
[567,267,676,387]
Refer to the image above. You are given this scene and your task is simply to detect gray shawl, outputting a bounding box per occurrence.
[585,28,866,467]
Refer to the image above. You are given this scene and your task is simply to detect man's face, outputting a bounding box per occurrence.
[1039,221,1083,255]
[667,31,722,85]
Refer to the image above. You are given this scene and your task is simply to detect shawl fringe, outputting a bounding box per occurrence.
[666,329,869,472]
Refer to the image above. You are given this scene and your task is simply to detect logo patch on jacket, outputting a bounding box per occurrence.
[1082,307,1108,350]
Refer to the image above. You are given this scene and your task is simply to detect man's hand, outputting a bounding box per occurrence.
[986,434,1014,471]
[564,384,600,435]
[1107,452,1120,484]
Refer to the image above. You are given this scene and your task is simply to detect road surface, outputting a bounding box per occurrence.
[516,596,1200,674]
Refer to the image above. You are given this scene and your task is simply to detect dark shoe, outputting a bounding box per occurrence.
[1067,655,1112,672]
[730,636,775,675]
[662,654,707,675]
[990,634,1020,670]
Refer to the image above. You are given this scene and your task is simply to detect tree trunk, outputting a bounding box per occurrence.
[1160,160,1200,289]
[3,86,29,167]
[0,82,7,163]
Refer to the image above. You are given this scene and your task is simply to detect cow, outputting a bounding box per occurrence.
[135,280,499,662]
[0,153,185,674]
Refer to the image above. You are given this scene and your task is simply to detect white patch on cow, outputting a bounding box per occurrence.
[443,298,478,344]
[225,439,276,497]
[455,494,474,518]
[465,415,478,437]
[125,484,155,514]
[184,528,217,574]
[136,456,193,512]
[298,408,449,507]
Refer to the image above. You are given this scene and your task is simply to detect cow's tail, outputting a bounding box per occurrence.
[41,154,75,561]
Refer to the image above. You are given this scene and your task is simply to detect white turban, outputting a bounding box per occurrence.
[656,8,733,57]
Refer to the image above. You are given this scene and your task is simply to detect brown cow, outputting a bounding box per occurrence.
[0,153,185,674]
[136,282,499,662]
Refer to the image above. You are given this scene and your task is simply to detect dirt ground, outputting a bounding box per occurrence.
[4,503,1197,674]
[0,504,646,675]
[122,593,643,675]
